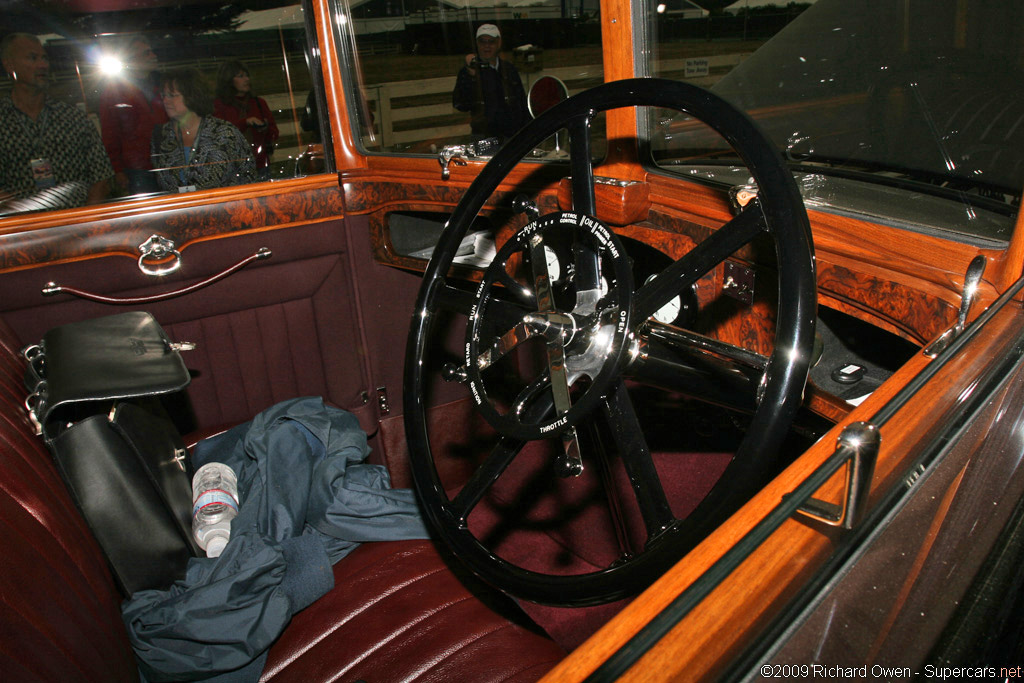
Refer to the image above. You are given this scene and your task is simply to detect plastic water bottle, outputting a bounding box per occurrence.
[191,463,239,558]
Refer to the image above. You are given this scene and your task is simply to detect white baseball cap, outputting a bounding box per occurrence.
[476,24,500,39]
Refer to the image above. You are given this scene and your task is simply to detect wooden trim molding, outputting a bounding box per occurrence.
[351,158,970,347]
[0,179,344,274]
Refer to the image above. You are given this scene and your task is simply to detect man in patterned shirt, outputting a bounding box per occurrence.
[0,33,113,209]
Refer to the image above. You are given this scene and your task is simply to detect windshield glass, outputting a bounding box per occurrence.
[648,0,1022,242]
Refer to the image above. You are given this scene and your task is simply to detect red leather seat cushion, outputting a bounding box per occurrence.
[263,540,565,683]
[0,321,140,681]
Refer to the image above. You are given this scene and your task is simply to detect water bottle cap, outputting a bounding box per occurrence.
[205,534,229,558]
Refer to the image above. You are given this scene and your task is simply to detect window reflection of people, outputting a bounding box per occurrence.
[0,33,113,207]
[452,24,529,142]
[151,68,256,192]
[213,61,278,181]
[98,37,167,195]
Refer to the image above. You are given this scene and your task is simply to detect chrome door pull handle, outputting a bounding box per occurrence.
[138,234,182,276]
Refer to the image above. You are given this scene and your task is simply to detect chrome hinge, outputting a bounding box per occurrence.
[723,261,755,305]
[376,386,390,415]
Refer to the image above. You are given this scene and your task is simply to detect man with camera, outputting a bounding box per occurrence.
[452,24,529,142]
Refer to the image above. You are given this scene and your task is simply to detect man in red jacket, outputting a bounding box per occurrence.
[99,37,167,196]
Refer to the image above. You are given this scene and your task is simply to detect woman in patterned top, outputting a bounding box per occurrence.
[151,68,255,192]
[214,61,279,180]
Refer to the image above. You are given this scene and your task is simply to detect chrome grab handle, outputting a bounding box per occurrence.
[955,254,987,335]
[923,255,988,358]
[138,234,182,277]
[793,421,880,529]
[42,247,272,304]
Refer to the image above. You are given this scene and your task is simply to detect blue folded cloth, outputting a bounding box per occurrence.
[123,397,429,682]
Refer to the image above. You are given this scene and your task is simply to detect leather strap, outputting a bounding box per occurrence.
[43,247,271,304]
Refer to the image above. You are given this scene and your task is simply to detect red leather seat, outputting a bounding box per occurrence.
[0,319,564,682]
[0,320,139,680]
[263,540,563,683]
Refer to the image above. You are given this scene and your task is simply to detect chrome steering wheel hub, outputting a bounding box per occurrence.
[464,211,634,443]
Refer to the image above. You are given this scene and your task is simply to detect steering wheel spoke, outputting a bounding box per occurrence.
[567,113,597,215]
[450,376,557,522]
[493,266,536,307]
[567,114,603,292]
[601,381,676,540]
[435,281,533,333]
[650,323,768,372]
[449,435,530,525]
[635,202,767,322]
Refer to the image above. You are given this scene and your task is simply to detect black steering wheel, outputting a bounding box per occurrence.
[404,78,816,606]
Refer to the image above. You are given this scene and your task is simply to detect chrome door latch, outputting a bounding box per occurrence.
[438,137,499,180]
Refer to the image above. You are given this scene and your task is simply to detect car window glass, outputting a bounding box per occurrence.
[334,0,604,158]
[644,1,813,176]
[0,0,326,219]
[644,0,1021,243]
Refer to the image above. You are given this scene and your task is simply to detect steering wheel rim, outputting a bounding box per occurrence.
[404,78,816,606]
